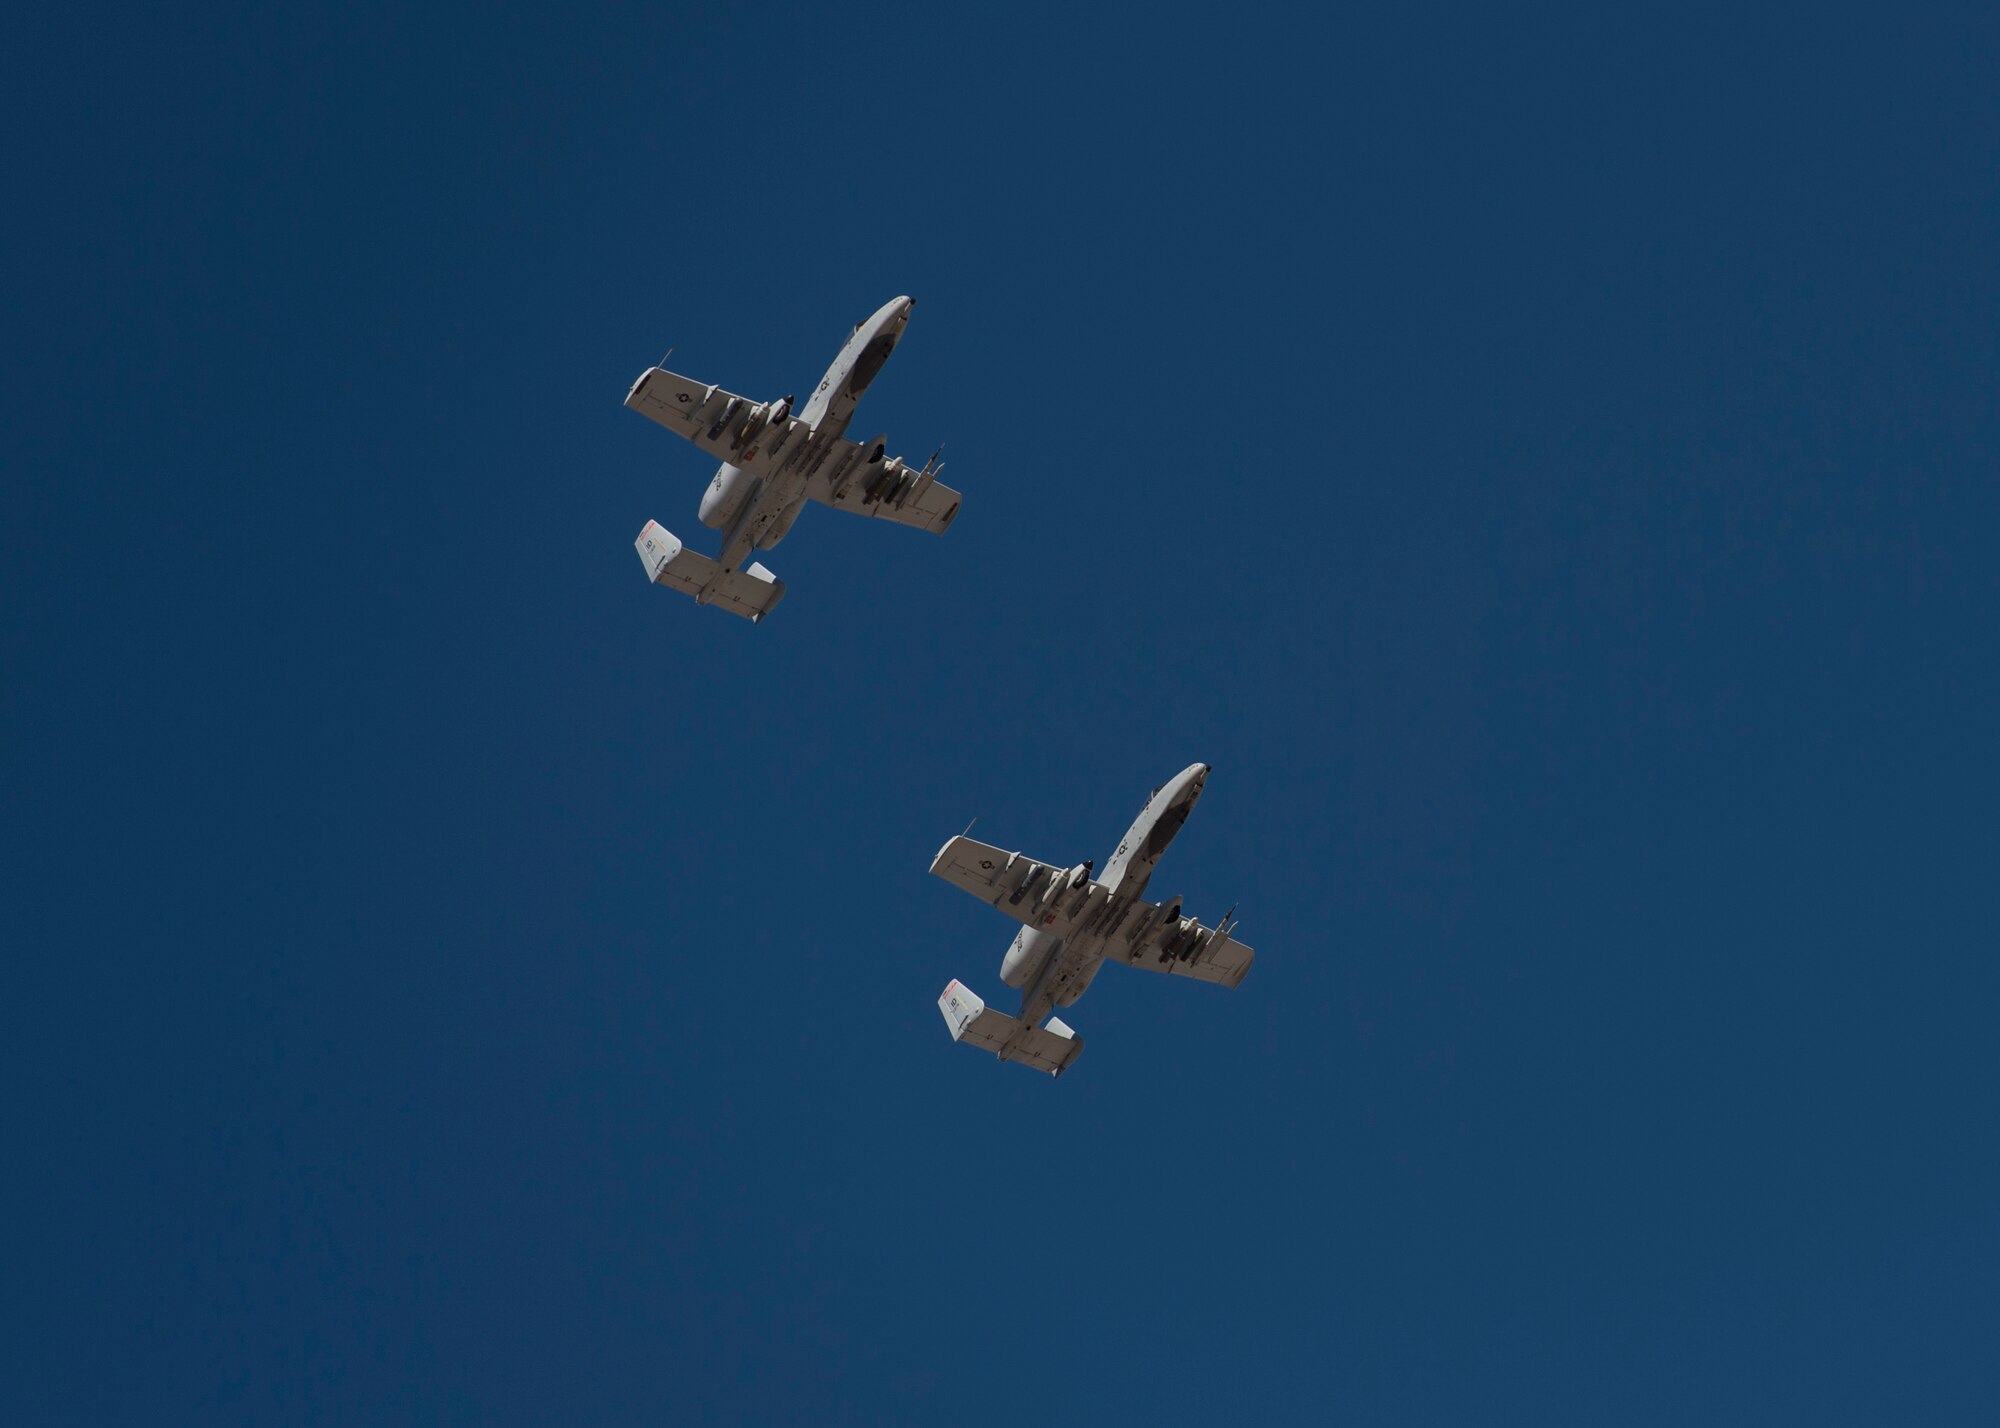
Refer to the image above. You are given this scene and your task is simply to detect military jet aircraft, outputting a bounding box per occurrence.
[931,763,1255,1077]
[625,295,962,622]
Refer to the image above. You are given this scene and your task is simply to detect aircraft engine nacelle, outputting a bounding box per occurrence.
[698,462,756,529]
[767,394,793,426]
[760,493,807,548]
[1001,927,1058,989]
[1056,956,1101,1006]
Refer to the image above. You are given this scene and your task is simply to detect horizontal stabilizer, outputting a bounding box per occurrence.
[634,520,787,623]
[938,980,1083,1078]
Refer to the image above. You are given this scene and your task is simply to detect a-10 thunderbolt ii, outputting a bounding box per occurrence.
[931,763,1255,1078]
[625,295,961,622]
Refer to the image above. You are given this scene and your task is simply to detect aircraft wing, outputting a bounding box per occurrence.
[1100,903,1256,989]
[929,836,1100,935]
[929,837,1251,993]
[626,366,962,533]
[625,367,810,482]
[805,460,962,535]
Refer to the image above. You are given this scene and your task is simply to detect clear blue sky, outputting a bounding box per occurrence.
[6,3,1998,1423]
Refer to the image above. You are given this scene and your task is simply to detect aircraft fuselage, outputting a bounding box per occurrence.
[998,762,1210,1028]
[697,295,913,569]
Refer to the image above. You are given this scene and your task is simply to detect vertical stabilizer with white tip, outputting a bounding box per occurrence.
[938,980,1084,1078]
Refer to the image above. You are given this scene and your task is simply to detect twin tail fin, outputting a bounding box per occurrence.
[937,980,1083,1078]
